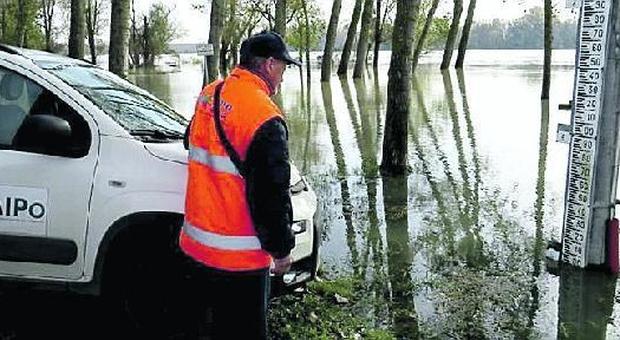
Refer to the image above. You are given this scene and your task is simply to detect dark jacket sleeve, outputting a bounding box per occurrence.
[245,117,295,259]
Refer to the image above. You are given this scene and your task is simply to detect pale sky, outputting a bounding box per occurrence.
[135,0,578,44]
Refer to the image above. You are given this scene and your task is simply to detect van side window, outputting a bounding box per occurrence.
[0,67,91,157]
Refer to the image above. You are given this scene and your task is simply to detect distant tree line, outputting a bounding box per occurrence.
[467,7,577,49]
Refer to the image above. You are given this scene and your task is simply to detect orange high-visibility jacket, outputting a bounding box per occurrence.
[180,67,282,271]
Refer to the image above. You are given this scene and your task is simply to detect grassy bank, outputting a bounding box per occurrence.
[269,277,395,340]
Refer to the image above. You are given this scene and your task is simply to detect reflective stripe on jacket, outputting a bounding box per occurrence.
[180,67,283,271]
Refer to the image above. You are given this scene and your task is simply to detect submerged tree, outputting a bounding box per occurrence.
[337,0,363,76]
[109,0,130,77]
[372,0,396,69]
[288,0,324,81]
[353,0,373,78]
[68,0,85,58]
[380,0,419,176]
[541,0,552,99]
[455,0,476,68]
[320,0,342,81]
[412,0,439,71]
[439,0,463,70]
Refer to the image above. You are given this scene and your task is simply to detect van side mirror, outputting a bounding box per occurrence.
[12,114,72,156]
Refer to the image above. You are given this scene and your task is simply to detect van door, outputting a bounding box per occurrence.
[0,64,97,280]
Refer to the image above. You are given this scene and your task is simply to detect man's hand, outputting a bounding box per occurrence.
[271,255,292,275]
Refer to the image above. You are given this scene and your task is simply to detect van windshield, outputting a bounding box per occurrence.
[47,64,187,137]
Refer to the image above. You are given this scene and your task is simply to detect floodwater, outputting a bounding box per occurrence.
[128,50,620,339]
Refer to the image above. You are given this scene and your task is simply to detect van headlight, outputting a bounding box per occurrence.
[291,220,307,234]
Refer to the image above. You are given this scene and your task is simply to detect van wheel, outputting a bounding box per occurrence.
[104,223,193,337]
[310,221,322,279]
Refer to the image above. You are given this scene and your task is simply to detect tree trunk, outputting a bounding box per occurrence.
[42,0,55,52]
[129,0,140,67]
[302,0,311,82]
[87,26,96,64]
[337,0,363,76]
[220,39,229,76]
[380,0,419,176]
[86,0,96,64]
[142,16,152,67]
[321,0,342,82]
[541,0,552,99]
[412,0,439,72]
[372,0,381,69]
[207,0,225,84]
[439,0,463,70]
[275,0,286,37]
[2,7,6,42]
[231,41,239,66]
[384,175,419,337]
[109,0,130,77]
[69,0,85,59]
[16,0,26,47]
[455,0,476,68]
[353,0,374,78]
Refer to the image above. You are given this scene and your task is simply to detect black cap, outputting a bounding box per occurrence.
[240,31,302,67]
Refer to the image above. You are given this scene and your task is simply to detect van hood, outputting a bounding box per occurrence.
[144,142,188,165]
[144,142,304,185]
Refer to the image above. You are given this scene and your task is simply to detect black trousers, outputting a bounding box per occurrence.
[186,258,270,340]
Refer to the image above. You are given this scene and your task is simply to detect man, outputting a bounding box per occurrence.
[180,31,301,339]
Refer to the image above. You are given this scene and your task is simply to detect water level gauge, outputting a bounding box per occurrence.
[562,0,612,267]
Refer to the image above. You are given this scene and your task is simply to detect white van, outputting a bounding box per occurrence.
[0,46,319,327]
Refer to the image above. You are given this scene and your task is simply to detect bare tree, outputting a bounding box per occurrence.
[439,0,463,70]
[353,0,373,78]
[455,0,476,68]
[412,0,439,72]
[372,0,395,69]
[109,0,130,77]
[321,0,342,81]
[85,0,106,64]
[41,0,55,51]
[541,0,552,99]
[129,0,139,67]
[380,0,420,176]
[337,0,362,76]
[68,0,85,59]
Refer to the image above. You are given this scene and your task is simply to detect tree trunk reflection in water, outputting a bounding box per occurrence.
[557,267,616,339]
[441,70,472,227]
[301,76,312,174]
[413,77,463,218]
[523,99,549,338]
[410,74,489,337]
[372,69,384,148]
[456,69,481,226]
[383,176,418,338]
[350,77,390,324]
[321,81,360,276]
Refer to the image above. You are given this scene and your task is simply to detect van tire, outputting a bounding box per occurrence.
[102,221,192,336]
